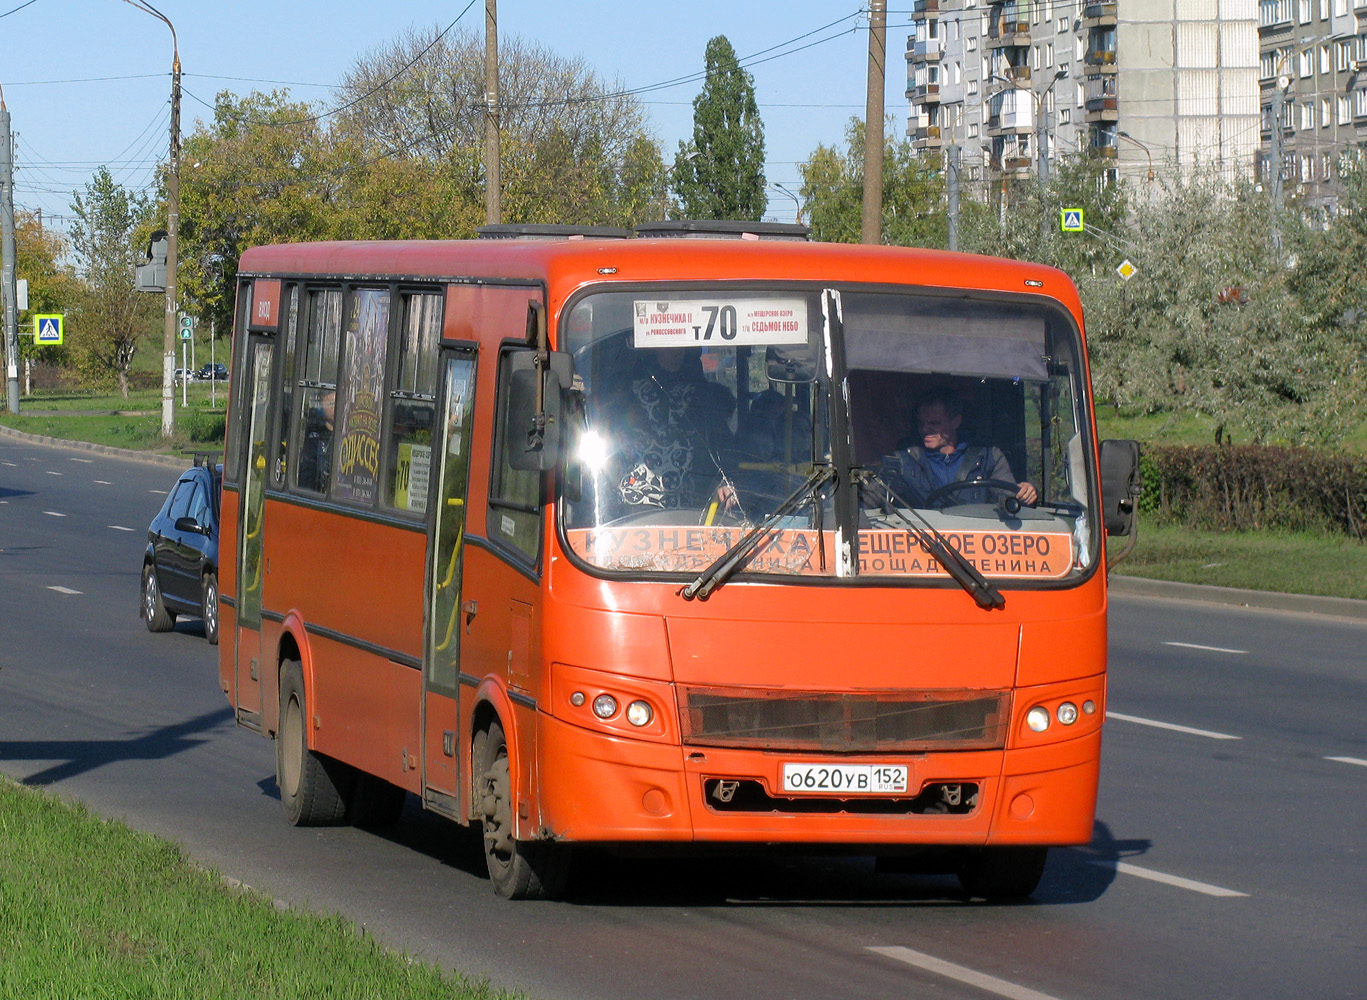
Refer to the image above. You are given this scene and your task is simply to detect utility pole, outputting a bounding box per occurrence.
[861,0,887,245]
[1270,74,1287,250]
[946,143,960,251]
[1,86,19,415]
[484,0,501,226]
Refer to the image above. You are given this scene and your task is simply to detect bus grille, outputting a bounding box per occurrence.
[678,688,1010,753]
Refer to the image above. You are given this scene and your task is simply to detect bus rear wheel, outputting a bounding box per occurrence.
[957,846,1048,900]
[277,659,350,826]
[475,719,569,900]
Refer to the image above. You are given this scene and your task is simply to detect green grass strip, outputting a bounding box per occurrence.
[0,780,520,1000]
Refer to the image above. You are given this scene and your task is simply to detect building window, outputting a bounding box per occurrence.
[1336,40,1351,71]
[1301,49,1313,77]
[1338,95,1351,123]
[1320,45,1330,74]
[1046,42,1054,66]
[1302,101,1315,129]
[1060,106,1071,124]
[1299,0,1312,21]
[1321,97,1331,126]
[968,33,978,50]
[1319,0,1328,18]
[1355,88,1367,118]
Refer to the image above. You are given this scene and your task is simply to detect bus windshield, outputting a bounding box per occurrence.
[561,285,1097,588]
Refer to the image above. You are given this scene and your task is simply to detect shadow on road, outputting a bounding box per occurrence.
[0,706,234,786]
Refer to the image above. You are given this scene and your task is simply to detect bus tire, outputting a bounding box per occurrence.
[476,719,570,900]
[277,659,350,826]
[347,773,407,828]
[141,564,175,632]
[201,571,219,645]
[956,846,1049,900]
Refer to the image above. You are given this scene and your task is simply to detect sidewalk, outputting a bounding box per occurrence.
[1109,574,1367,622]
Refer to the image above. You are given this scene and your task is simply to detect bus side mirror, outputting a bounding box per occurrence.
[505,350,572,472]
[1099,439,1141,537]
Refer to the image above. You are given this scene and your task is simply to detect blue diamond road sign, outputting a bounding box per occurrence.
[1061,209,1085,232]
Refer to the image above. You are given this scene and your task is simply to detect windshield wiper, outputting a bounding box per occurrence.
[681,466,834,602]
[861,470,1005,611]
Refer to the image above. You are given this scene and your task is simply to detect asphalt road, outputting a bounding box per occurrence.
[3,433,1365,1000]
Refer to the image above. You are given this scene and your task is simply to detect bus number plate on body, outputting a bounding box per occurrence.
[781,763,908,795]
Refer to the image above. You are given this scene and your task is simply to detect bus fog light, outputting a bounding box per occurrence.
[592,694,618,719]
[1026,706,1051,732]
[1082,700,1096,715]
[570,691,586,707]
[626,700,653,727]
[1057,702,1079,725]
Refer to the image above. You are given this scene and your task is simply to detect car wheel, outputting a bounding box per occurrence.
[141,564,176,632]
[201,571,219,645]
[276,659,351,826]
[476,719,570,899]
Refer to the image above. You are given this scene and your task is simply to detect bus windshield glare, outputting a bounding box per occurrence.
[561,285,1097,586]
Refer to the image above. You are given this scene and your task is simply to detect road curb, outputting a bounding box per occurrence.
[1109,573,1367,622]
[0,422,187,469]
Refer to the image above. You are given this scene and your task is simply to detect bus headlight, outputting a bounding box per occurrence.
[1026,706,1051,732]
[1057,701,1079,726]
[592,694,619,719]
[625,700,653,727]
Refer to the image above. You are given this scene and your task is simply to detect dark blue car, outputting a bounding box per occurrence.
[141,456,222,644]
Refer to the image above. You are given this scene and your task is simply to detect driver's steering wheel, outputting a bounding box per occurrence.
[923,477,1025,507]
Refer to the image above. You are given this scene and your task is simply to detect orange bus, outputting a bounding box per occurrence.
[218,223,1139,900]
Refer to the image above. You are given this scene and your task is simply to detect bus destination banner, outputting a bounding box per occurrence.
[633,298,809,349]
[566,527,1073,579]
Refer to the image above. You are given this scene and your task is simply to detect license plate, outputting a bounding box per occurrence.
[781,763,909,795]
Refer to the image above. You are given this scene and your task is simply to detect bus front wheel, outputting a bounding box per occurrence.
[957,846,1048,900]
[277,659,350,826]
[476,719,569,900]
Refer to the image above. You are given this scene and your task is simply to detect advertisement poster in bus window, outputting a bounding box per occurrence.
[334,289,390,504]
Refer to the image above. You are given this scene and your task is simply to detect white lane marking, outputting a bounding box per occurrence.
[2,461,16,467]
[868,946,1066,1000]
[45,470,63,476]
[1163,641,1247,655]
[94,480,112,485]
[1085,859,1248,898]
[108,525,135,532]
[149,489,167,495]
[43,511,67,518]
[1326,756,1367,768]
[47,586,82,596]
[69,457,93,463]
[1106,711,1240,741]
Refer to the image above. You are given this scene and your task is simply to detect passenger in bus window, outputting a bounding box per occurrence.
[299,388,336,494]
[596,347,736,516]
[881,389,1037,508]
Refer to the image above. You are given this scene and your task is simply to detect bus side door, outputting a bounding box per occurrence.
[421,349,478,817]
[233,335,274,727]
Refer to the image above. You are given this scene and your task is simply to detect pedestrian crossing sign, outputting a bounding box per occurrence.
[34,314,64,345]
[1061,209,1085,233]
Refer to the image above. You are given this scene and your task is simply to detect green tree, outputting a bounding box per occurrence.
[14,211,76,375]
[68,168,158,398]
[177,90,336,336]
[670,36,766,220]
[799,117,945,246]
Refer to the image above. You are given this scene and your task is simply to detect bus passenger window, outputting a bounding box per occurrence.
[292,288,342,496]
[383,292,441,515]
[489,349,542,563]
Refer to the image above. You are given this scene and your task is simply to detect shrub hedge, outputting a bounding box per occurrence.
[1140,445,1367,539]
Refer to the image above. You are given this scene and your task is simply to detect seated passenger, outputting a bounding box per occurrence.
[298,389,335,494]
[881,389,1037,507]
[594,347,736,515]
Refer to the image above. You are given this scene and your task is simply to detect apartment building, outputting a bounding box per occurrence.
[1257,0,1367,208]
[907,0,1263,196]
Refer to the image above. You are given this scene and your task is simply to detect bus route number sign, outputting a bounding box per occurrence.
[633,297,808,349]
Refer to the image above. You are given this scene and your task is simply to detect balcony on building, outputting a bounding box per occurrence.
[1082,1,1117,27]
[1003,155,1033,174]
[988,6,1031,47]
[1084,75,1119,122]
[912,124,944,150]
[1002,62,1031,84]
[912,80,942,103]
[986,88,1034,135]
[913,36,945,62]
[1084,47,1118,70]
[1258,0,1293,32]
[911,0,939,18]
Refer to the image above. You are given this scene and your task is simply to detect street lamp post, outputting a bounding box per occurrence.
[1116,129,1154,183]
[771,182,803,225]
[123,0,180,438]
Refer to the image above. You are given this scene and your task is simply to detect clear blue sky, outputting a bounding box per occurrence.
[1,1,914,233]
